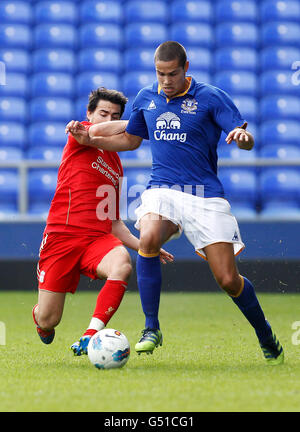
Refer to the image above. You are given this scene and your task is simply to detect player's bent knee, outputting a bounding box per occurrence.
[139,232,161,254]
[217,273,241,296]
[37,311,61,331]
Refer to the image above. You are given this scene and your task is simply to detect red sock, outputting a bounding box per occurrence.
[83,279,127,337]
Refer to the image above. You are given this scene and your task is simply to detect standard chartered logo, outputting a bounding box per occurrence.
[154,112,187,143]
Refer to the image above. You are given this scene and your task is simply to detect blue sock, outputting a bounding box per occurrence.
[231,276,272,344]
[136,252,161,330]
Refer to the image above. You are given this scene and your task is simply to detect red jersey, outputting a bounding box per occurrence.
[46,121,123,235]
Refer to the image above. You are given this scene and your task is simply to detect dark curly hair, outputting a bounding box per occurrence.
[87,87,128,118]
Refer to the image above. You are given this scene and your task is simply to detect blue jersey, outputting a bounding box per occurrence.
[126,76,246,198]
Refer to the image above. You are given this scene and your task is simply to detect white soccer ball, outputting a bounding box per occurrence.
[87,328,130,369]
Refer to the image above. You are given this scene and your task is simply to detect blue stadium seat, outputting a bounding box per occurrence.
[0,1,32,24]
[218,168,257,204]
[27,146,63,162]
[0,122,27,148]
[214,71,258,97]
[124,48,155,71]
[32,49,75,73]
[34,24,77,49]
[215,48,258,72]
[0,24,32,49]
[218,143,257,161]
[260,95,300,121]
[186,48,212,72]
[261,22,300,47]
[121,96,134,121]
[78,49,122,74]
[28,168,58,209]
[229,202,257,219]
[0,73,28,98]
[75,97,88,121]
[29,97,74,122]
[76,72,120,97]
[0,169,19,207]
[261,47,300,70]
[188,70,211,84]
[0,97,27,123]
[0,203,18,216]
[120,144,152,161]
[0,146,23,161]
[232,96,258,122]
[171,1,213,23]
[215,0,257,22]
[34,1,78,24]
[215,23,258,48]
[260,120,300,147]
[0,49,30,75]
[170,23,213,48]
[125,23,168,48]
[28,122,68,148]
[259,144,300,160]
[80,1,122,24]
[123,167,151,216]
[80,24,122,49]
[260,70,297,96]
[31,72,74,98]
[259,168,300,203]
[122,72,156,96]
[260,0,300,22]
[260,200,300,220]
[125,1,168,23]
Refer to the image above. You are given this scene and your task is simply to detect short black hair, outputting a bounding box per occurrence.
[87,87,128,117]
[154,41,187,69]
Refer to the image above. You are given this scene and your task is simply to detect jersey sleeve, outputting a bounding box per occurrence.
[208,87,247,134]
[125,94,149,140]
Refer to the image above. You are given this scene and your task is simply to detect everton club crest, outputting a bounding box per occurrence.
[181,98,198,114]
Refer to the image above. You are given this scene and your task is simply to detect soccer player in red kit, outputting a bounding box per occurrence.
[32,87,173,355]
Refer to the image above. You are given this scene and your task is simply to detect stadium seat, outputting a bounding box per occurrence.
[34,24,77,49]
[0,203,18,216]
[215,23,258,48]
[34,1,78,24]
[122,72,156,97]
[170,23,213,48]
[123,167,151,218]
[260,120,300,147]
[171,1,213,23]
[0,122,27,148]
[260,0,300,22]
[26,146,63,162]
[29,97,74,122]
[214,71,258,97]
[186,48,212,72]
[125,23,168,48]
[124,48,155,71]
[260,200,300,220]
[120,144,152,161]
[32,49,75,73]
[28,122,68,148]
[0,49,30,74]
[80,1,123,24]
[215,0,257,23]
[31,72,74,98]
[218,168,257,204]
[28,168,58,208]
[0,169,19,207]
[260,47,300,71]
[215,48,258,72]
[260,71,297,96]
[75,97,88,121]
[232,96,258,122]
[121,96,134,121]
[259,144,300,161]
[261,22,300,47]
[0,98,27,123]
[124,1,168,23]
[218,144,257,161]
[231,203,257,219]
[0,1,33,24]
[76,72,120,98]
[0,73,28,98]
[78,49,122,74]
[79,24,122,49]
[0,24,32,49]
[260,95,300,121]
[259,168,300,203]
[0,146,23,161]
[188,70,211,84]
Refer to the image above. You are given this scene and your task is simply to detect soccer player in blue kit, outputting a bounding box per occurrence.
[71,41,284,365]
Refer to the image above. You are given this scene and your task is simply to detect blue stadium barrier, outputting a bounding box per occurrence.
[170,23,213,48]
[80,0,123,24]
[215,48,258,72]
[34,24,77,49]
[28,122,67,148]
[0,1,33,24]
[125,23,168,48]
[32,49,76,73]
[260,95,300,121]
[171,1,213,23]
[79,23,122,49]
[0,49,31,74]
[31,72,74,98]
[260,0,300,22]
[261,22,300,47]
[125,1,168,23]
[215,0,258,23]
[0,122,27,148]
[78,49,122,74]
[0,24,32,49]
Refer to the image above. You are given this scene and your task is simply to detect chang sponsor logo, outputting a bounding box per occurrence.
[154,112,187,143]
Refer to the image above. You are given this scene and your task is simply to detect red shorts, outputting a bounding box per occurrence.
[37,232,123,293]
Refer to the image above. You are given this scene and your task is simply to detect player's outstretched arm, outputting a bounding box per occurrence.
[225,127,254,151]
[89,131,142,152]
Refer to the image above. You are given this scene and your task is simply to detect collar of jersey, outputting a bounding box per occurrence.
[156,76,195,102]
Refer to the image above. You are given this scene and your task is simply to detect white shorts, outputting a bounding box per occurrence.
[134,187,245,259]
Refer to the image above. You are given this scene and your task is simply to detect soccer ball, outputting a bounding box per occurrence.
[87,328,130,369]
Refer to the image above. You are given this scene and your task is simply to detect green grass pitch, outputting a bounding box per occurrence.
[0,290,300,412]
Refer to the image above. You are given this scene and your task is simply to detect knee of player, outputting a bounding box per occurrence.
[217,273,241,296]
[38,310,61,330]
[139,232,161,254]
